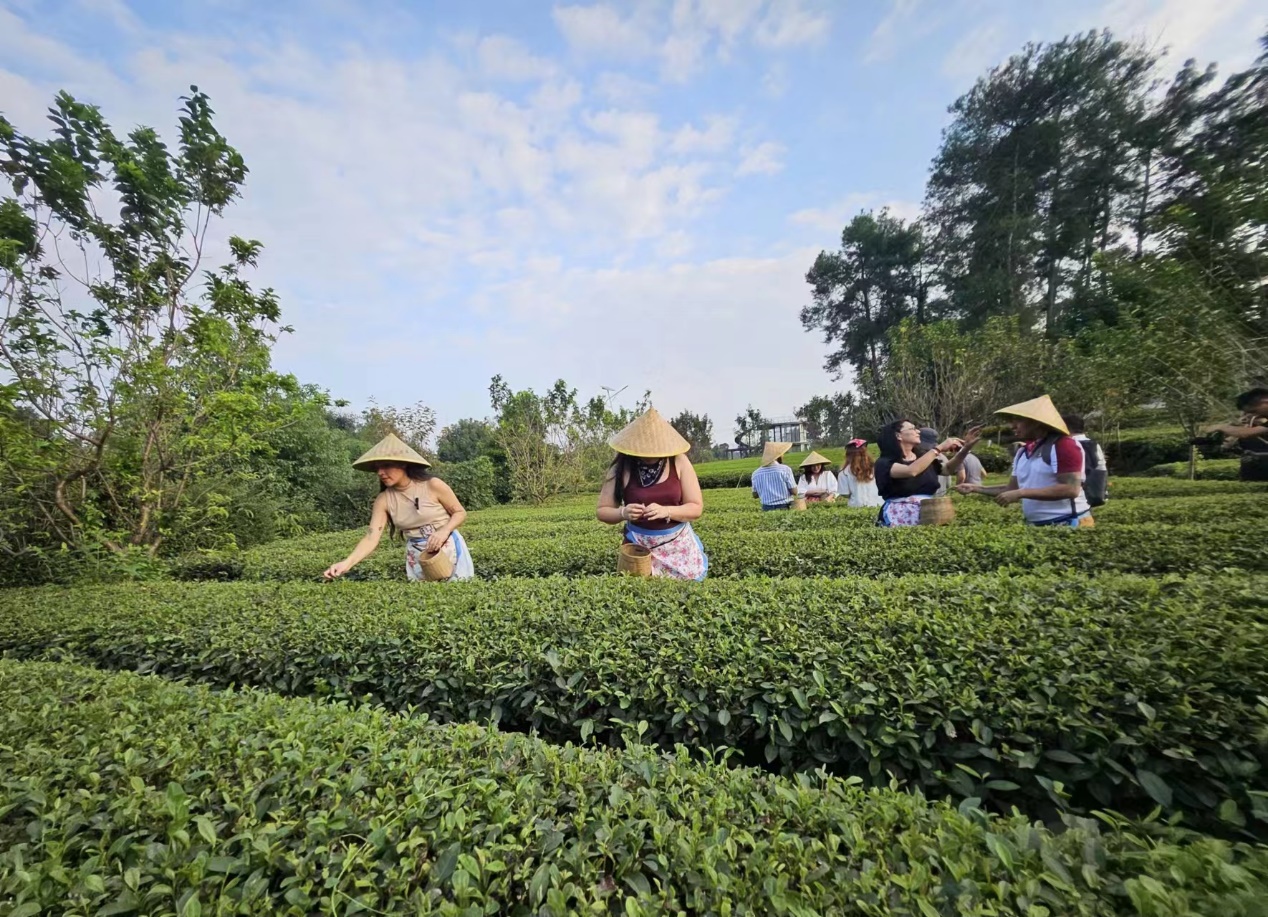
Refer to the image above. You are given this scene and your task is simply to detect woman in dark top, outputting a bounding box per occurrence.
[875,418,981,526]
[597,407,708,579]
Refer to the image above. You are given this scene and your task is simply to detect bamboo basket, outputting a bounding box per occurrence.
[919,496,956,526]
[617,543,653,577]
[793,496,808,511]
[418,546,455,582]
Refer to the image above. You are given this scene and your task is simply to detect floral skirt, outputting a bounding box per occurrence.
[877,495,929,527]
[624,521,708,581]
[405,527,475,582]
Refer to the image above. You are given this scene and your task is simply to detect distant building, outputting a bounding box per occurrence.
[718,415,812,459]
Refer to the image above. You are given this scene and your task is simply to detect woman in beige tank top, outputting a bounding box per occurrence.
[322,434,475,581]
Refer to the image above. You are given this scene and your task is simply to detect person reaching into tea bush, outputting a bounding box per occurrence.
[958,395,1094,527]
[876,420,981,526]
[323,434,475,582]
[597,408,708,580]
[1207,387,1268,482]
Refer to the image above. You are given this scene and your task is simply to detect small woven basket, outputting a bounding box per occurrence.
[617,543,653,577]
[919,496,956,526]
[418,547,455,581]
[793,496,808,511]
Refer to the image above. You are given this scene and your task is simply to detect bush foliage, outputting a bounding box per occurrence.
[4,660,1268,915]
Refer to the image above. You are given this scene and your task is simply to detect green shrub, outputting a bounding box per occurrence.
[212,522,1264,583]
[5,575,1266,835]
[432,456,498,510]
[4,660,1268,915]
[1143,459,1243,481]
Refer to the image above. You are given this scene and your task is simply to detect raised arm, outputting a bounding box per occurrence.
[889,436,963,479]
[324,494,389,579]
[942,427,983,475]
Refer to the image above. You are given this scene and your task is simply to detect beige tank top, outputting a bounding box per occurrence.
[383,482,450,537]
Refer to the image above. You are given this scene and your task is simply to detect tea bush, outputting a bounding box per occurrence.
[4,660,1268,915]
[4,575,1266,833]
[205,522,1264,582]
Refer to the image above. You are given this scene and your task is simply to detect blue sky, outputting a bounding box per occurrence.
[1,0,1262,443]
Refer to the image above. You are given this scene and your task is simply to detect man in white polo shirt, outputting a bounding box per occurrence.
[957,394,1093,527]
[751,441,797,510]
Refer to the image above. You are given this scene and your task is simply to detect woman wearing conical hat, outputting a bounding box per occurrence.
[796,451,837,504]
[597,408,708,580]
[957,395,1093,527]
[322,434,476,581]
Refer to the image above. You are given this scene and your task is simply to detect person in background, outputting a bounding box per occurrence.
[323,434,475,582]
[958,395,1093,527]
[1206,387,1268,482]
[919,427,950,495]
[751,441,797,510]
[838,439,882,508]
[953,444,986,487]
[1062,413,1109,506]
[597,407,708,580]
[797,451,837,503]
[876,419,981,526]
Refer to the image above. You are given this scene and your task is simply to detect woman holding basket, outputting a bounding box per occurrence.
[323,434,475,582]
[596,408,708,580]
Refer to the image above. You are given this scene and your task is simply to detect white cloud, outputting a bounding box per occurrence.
[789,194,923,234]
[460,249,834,430]
[669,114,738,154]
[754,0,832,48]
[736,141,786,176]
[941,20,1007,84]
[1093,0,1258,70]
[553,3,656,58]
[476,34,557,82]
[554,0,833,83]
[865,0,929,64]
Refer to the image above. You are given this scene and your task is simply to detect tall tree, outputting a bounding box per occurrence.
[669,410,714,463]
[1152,32,1268,330]
[925,31,1157,332]
[436,418,496,464]
[802,209,926,380]
[795,393,857,445]
[0,88,304,559]
[733,405,766,453]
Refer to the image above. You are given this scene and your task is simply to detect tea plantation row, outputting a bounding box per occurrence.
[4,660,1268,915]
[4,574,1265,835]
[177,522,1265,582]
[442,493,1267,541]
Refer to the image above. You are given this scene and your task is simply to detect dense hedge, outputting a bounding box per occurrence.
[1143,459,1243,481]
[431,455,499,510]
[178,522,1265,582]
[5,575,1266,835]
[6,661,1268,915]
[441,493,1266,540]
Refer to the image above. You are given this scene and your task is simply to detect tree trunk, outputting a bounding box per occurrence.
[1135,151,1151,259]
[1188,443,1197,481]
[1044,107,1066,336]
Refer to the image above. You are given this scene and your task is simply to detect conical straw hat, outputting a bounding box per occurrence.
[352,433,432,472]
[799,450,832,469]
[608,407,691,458]
[994,395,1069,436]
[760,441,792,466]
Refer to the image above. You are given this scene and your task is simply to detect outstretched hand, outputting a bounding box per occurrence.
[323,560,350,580]
[960,425,984,449]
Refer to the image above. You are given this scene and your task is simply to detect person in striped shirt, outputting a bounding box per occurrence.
[751,441,798,510]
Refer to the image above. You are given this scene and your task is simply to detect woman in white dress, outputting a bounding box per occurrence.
[796,451,837,503]
[837,439,882,508]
